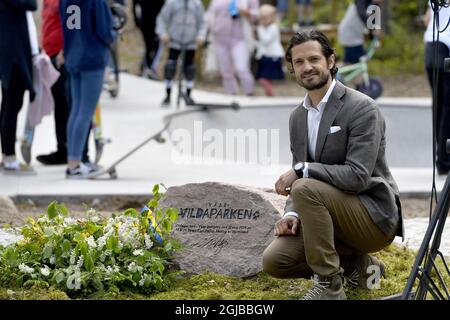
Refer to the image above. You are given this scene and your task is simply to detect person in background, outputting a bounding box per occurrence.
[277,0,314,30]
[206,0,259,96]
[255,4,285,96]
[36,0,89,166]
[0,0,37,174]
[60,0,116,179]
[275,0,287,30]
[263,30,403,300]
[423,4,450,175]
[156,0,207,107]
[296,0,314,27]
[338,0,382,65]
[133,0,165,80]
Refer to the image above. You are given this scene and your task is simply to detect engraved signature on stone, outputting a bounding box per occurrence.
[190,237,229,255]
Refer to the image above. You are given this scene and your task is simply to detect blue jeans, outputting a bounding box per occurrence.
[67,69,104,161]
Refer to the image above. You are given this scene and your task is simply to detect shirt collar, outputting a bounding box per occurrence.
[302,79,337,112]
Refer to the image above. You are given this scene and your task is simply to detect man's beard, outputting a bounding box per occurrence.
[297,71,330,91]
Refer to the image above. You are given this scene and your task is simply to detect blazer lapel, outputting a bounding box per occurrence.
[315,82,346,161]
[300,108,308,161]
[291,106,309,162]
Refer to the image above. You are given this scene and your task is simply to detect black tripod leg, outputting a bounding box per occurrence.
[402,173,450,299]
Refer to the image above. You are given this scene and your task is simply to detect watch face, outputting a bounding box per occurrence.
[295,162,304,170]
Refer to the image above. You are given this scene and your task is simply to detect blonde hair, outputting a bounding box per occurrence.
[259,4,277,23]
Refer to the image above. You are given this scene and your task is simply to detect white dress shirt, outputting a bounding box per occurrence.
[283,79,337,220]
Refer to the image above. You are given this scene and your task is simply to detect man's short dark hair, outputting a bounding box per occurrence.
[285,30,338,78]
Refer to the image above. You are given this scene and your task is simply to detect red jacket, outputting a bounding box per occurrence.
[42,0,63,57]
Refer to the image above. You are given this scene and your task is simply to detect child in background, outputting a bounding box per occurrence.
[255,4,284,96]
[156,0,207,107]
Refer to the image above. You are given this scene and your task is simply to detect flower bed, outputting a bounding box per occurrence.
[0,184,179,298]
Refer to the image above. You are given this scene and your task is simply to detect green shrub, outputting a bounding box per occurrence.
[0,184,180,298]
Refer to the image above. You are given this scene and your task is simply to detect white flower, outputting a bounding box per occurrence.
[105,266,114,275]
[37,216,48,223]
[144,234,153,249]
[18,263,34,274]
[126,261,143,274]
[87,208,96,215]
[97,236,107,250]
[40,266,50,277]
[49,256,56,265]
[127,262,137,273]
[64,217,77,225]
[133,249,144,256]
[6,290,15,295]
[86,236,97,249]
[90,216,100,223]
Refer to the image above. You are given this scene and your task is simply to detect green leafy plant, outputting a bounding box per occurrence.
[0,184,179,298]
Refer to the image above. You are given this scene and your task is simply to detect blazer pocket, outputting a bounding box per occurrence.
[328,126,341,134]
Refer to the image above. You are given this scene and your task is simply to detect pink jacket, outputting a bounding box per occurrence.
[206,0,259,44]
[28,54,60,126]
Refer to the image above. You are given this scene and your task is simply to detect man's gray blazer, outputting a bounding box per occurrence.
[285,81,404,238]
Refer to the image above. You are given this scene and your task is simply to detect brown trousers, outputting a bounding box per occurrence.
[263,178,395,278]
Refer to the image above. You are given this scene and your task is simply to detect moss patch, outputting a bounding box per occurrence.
[1,244,435,300]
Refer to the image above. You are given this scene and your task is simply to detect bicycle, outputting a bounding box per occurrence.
[336,38,383,99]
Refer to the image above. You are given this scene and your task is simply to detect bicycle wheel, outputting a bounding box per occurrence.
[356,77,383,99]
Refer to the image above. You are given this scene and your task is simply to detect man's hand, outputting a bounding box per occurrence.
[274,216,299,236]
[275,168,298,196]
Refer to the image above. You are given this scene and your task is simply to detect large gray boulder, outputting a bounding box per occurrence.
[0,196,22,226]
[159,182,285,278]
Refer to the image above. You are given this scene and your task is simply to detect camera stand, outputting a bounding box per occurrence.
[399,139,450,300]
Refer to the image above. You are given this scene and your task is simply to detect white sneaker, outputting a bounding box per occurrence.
[65,163,98,179]
[1,160,36,176]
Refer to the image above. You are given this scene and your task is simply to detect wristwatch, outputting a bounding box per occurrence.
[294,162,305,178]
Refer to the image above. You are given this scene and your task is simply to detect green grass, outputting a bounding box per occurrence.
[1,244,438,300]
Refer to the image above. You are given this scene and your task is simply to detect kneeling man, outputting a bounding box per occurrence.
[263,30,403,300]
